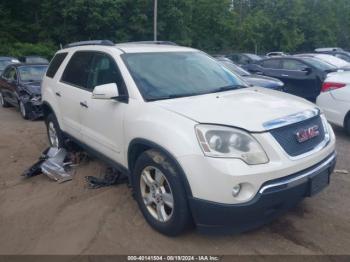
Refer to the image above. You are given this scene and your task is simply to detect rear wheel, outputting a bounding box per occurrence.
[133,149,192,236]
[0,92,10,108]
[45,113,65,148]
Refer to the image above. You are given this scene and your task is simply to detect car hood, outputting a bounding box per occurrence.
[154,87,316,132]
[21,81,42,95]
[242,75,284,89]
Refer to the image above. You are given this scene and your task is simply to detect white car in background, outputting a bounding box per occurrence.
[295,53,350,71]
[317,71,350,135]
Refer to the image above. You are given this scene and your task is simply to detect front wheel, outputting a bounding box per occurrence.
[0,92,10,108]
[45,113,65,148]
[133,149,192,236]
[19,100,30,119]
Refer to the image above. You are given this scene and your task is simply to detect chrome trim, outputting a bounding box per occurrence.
[259,152,336,194]
[263,108,320,130]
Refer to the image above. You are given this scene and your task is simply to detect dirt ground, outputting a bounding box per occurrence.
[0,106,349,255]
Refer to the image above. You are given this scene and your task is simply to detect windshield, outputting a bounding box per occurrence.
[0,60,14,71]
[25,57,49,64]
[220,61,250,76]
[18,65,47,82]
[245,54,262,60]
[123,52,246,101]
[300,57,337,71]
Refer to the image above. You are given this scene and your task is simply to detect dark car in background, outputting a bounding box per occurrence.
[19,56,49,64]
[0,57,20,74]
[222,53,262,66]
[216,57,284,90]
[245,56,339,102]
[0,63,48,119]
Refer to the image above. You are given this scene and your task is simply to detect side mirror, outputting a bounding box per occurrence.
[92,83,119,100]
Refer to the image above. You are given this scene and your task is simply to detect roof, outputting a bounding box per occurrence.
[61,40,197,54]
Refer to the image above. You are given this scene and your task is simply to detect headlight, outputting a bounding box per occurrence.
[195,124,269,165]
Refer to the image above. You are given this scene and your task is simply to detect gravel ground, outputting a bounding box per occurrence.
[0,106,349,255]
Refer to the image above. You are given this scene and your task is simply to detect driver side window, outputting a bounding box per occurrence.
[88,53,126,95]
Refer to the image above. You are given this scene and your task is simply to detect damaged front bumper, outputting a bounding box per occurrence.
[21,95,44,119]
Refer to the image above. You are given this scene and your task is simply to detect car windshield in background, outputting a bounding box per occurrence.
[26,57,49,64]
[220,61,251,76]
[0,60,14,71]
[300,57,337,71]
[18,65,47,82]
[123,52,246,101]
[245,54,262,60]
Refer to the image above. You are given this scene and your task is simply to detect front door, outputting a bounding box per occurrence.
[79,52,127,164]
[280,59,318,101]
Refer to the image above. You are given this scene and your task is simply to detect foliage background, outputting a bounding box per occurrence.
[0,0,349,58]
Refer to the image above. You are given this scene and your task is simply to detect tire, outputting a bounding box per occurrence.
[133,149,192,236]
[345,114,350,136]
[19,100,30,119]
[0,92,10,108]
[45,113,65,148]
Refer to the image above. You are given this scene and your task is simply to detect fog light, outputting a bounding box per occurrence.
[232,184,241,197]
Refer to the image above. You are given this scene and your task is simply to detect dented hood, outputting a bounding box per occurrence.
[154,87,317,132]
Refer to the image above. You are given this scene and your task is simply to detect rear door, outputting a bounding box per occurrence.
[257,59,283,78]
[58,51,94,139]
[280,59,319,101]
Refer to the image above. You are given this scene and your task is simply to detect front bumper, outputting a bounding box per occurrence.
[189,152,336,234]
[21,96,43,119]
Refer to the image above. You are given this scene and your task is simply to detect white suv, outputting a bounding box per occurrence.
[42,41,336,236]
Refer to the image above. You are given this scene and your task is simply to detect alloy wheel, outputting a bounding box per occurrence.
[140,166,174,222]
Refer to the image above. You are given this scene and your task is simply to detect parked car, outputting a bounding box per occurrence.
[315,47,350,63]
[216,57,284,90]
[0,56,20,74]
[317,71,350,135]
[266,52,288,57]
[41,40,336,236]
[245,56,341,101]
[19,56,49,64]
[0,63,48,119]
[223,53,262,66]
[295,53,350,70]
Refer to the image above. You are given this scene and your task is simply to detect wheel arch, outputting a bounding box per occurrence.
[128,138,193,197]
[42,101,55,119]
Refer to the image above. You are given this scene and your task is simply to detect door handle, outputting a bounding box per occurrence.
[80,101,88,108]
[281,74,289,77]
[55,92,61,97]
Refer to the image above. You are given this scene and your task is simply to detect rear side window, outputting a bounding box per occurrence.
[282,59,306,71]
[46,53,68,78]
[61,52,94,89]
[261,59,281,69]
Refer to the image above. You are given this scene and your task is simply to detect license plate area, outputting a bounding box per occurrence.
[308,170,330,197]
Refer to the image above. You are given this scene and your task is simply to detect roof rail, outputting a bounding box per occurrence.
[121,41,178,46]
[63,40,115,49]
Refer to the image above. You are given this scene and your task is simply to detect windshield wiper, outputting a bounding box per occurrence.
[208,84,247,94]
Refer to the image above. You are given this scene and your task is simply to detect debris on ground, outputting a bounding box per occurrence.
[22,144,89,183]
[334,169,349,174]
[85,167,128,189]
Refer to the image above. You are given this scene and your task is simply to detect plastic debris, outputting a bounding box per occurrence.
[22,146,87,183]
[334,169,349,174]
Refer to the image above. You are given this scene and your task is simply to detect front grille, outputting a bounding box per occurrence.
[270,116,325,157]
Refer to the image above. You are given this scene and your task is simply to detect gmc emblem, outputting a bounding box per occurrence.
[295,125,320,143]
